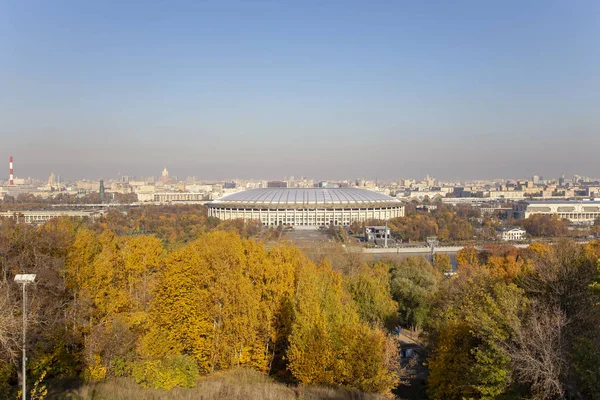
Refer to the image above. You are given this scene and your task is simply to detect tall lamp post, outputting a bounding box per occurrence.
[14,274,36,400]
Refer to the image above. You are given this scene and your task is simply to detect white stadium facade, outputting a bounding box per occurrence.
[513,200,600,224]
[207,188,405,227]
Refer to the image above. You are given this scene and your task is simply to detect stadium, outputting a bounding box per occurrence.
[207,188,405,227]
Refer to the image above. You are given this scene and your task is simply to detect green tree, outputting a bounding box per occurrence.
[388,257,439,330]
[426,269,526,399]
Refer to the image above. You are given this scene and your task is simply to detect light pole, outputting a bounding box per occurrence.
[14,274,36,400]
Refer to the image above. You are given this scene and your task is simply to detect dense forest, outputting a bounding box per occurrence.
[0,206,599,399]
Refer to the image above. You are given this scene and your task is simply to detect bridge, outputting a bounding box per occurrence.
[363,243,530,254]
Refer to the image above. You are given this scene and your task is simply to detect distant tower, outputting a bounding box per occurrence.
[99,180,105,200]
[9,156,14,185]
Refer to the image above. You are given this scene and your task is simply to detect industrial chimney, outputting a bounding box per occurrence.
[9,156,14,185]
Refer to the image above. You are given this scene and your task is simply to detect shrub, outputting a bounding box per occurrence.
[132,355,199,389]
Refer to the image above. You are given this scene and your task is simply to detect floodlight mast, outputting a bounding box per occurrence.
[14,274,36,400]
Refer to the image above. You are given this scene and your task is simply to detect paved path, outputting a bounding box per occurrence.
[395,333,428,400]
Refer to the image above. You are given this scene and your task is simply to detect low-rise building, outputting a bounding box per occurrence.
[137,192,206,203]
[497,227,526,241]
[365,226,391,243]
[488,190,526,200]
[0,210,104,224]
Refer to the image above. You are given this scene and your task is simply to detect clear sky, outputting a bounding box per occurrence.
[1,0,599,181]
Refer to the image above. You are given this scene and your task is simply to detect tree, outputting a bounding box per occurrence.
[480,245,528,281]
[433,253,452,275]
[521,215,568,237]
[0,282,19,364]
[286,260,399,394]
[388,257,439,330]
[506,302,567,400]
[345,262,398,325]
[515,240,600,398]
[426,269,526,399]
[456,245,480,269]
[143,232,299,376]
[591,219,600,237]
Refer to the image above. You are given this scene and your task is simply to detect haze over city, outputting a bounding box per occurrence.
[2,1,599,180]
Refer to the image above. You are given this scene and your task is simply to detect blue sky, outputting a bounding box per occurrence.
[1,0,599,180]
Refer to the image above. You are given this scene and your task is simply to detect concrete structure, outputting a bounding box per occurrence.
[497,227,526,241]
[267,180,288,188]
[514,200,600,224]
[488,190,526,200]
[137,192,206,202]
[441,197,490,204]
[365,226,391,245]
[0,210,104,224]
[207,188,405,226]
[480,204,513,216]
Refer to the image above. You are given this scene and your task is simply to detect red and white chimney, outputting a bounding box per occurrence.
[9,156,14,185]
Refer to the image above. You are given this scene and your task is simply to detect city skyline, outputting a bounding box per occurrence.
[2,1,599,180]
[2,154,599,185]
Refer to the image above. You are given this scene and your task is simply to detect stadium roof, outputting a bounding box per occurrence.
[211,188,401,206]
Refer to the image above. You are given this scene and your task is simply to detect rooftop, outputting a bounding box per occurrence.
[211,188,401,206]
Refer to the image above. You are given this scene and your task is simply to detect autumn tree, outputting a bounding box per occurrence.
[344,261,398,326]
[433,253,452,275]
[65,228,165,380]
[480,245,528,281]
[456,245,480,269]
[521,214,568,237]
[142,232,298,377]
[591,218,600,237]
[286,259,399,394]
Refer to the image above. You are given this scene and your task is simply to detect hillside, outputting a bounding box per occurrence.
[47,369,388,400]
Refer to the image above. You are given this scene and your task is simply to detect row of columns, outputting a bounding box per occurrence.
[209,206,404,226]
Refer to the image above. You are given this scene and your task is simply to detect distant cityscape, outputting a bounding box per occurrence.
[1,154,599,229]
[2,155,599,204]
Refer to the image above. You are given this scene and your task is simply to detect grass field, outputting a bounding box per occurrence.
[46,369,389,400]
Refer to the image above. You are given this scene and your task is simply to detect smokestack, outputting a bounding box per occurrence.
[9,156,13,185]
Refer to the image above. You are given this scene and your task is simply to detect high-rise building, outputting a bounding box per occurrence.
[99,180,105,199]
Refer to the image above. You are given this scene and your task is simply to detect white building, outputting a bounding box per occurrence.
[497,227,526,241]
[513,200,600,224]
[0,210,104,224]
[207,188,405,227]
[137,192,206,203]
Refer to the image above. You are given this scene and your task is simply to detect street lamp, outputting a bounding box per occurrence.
[14,274,36,400]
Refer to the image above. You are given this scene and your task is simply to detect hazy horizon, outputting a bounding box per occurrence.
[2,1,599,181]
